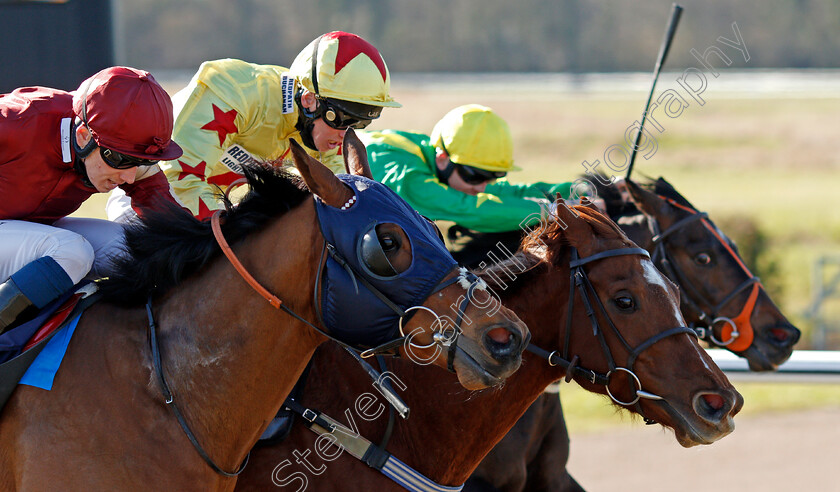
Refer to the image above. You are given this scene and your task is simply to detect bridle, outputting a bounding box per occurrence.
[648,196,762,352]
[526,246,697,424]
[142,208,488,477]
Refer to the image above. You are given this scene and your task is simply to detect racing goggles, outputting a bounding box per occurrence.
[455,163,507,185]
[100,147,157,169]
[319,98,381,130]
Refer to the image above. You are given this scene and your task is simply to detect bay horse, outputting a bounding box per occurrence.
[232,200,742,491]
[0,131,528,490]
[465,176,801,492]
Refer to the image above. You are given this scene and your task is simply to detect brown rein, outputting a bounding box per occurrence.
[210,210,283,309]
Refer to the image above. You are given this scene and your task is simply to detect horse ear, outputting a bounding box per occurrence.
[342,129,373,178]
[552,197,590,249]
[625,178,669,219]
[289,139,354,208]
[578,196,601,213]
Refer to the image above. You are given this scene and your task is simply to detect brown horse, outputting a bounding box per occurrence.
[232,201,742,491]
[465,176,800,492]
[0,131,528,490]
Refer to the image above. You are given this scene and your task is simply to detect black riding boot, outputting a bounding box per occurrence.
[0,279,35,334]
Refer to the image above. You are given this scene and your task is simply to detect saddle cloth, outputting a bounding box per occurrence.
[0,283,96,411]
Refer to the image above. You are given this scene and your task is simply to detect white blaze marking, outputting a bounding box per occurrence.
[691,336,713,372]
[642,259,712,372]
[642,260,684,323]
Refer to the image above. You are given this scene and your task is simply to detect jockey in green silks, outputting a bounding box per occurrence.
[360,104,574,234]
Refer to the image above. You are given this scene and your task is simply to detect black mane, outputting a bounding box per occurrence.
[99,163,311,305]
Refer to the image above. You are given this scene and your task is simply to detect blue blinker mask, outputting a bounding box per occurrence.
[314,175,457,348]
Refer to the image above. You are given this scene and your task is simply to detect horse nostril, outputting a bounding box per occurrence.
[702,393,724,411]
[487,327,512,344]
[770,325,800,346]
[483,325,521,359]
[693,392,734,424]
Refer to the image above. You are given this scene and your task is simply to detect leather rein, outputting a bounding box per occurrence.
[525,246,697,425]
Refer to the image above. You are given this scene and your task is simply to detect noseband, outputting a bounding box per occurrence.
[526,246,697,425]
[649,197,762,351]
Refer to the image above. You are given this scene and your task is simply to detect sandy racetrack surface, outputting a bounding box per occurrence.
[567,407,839,492]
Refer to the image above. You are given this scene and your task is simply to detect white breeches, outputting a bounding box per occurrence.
[0,218,127,283]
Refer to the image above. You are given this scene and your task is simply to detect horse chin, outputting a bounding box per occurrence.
[743,346,780,372]
[672,418,735,448]
[742,329,798,371]
[655,403,736,448]
[452,346,512,390]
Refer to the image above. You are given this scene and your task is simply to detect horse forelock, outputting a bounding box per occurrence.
[573,205,629,242]
[519,205,632,267]
[99,163,312,305]
[477,251,546,297]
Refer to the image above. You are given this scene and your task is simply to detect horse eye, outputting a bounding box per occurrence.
[694,253,712,265]
[614,295,635,311]
[379,234,399,252]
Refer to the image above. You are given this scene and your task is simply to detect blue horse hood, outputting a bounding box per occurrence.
[314,174,457,347]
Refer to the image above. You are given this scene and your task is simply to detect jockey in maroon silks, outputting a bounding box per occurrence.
[0,66,183,333]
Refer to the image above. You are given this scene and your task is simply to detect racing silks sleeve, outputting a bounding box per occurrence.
[158,78,247,220]
[159,60,345,219]
[121,168,188,218]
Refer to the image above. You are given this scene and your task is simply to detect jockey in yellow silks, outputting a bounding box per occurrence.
[107,31,400,221]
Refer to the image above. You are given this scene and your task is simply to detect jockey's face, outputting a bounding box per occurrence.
[435,152,489,196]
[76,127,137,192]
[310,116,346,153]
[300,91,347,153]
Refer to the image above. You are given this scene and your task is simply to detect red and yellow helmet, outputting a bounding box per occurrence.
[290,31,401,121]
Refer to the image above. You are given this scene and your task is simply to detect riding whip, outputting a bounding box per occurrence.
[626,3,683,180]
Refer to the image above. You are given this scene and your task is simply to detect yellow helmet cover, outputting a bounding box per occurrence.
[430,104,519,172]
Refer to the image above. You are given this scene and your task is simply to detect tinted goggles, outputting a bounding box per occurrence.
[320,99,374,130]
[455,164,507,185]
[100,147,156,169]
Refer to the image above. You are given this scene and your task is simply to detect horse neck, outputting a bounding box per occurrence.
[154,201,326,469]
[378,260,572,486]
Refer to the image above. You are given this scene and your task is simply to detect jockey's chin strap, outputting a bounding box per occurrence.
[526,246,697,425]
[649,197,762,352]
